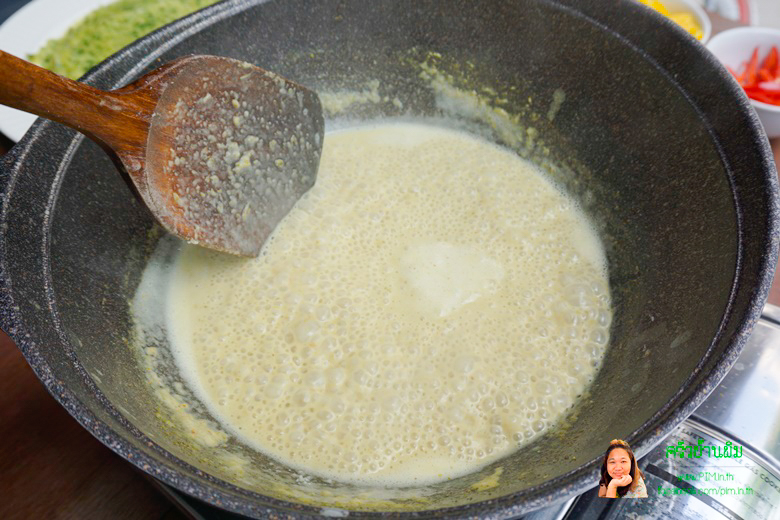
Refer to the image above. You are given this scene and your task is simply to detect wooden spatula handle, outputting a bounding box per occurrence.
[0,50,149,153]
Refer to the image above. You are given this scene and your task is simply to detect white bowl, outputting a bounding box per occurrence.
[661,0,713,44]
[707,27,780,138]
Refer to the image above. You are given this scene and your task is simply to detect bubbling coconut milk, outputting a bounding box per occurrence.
[145,123,612,486]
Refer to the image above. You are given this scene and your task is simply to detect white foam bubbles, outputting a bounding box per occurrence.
[158,122,613,487]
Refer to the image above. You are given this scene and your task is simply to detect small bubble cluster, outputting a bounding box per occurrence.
[164,123,612,486]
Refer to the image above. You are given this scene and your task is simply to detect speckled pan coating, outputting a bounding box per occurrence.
[0,0,777,518]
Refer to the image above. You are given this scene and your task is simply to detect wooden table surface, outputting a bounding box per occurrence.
[2,13,780,518]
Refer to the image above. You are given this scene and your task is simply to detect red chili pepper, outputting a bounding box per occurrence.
[745,91,767,104]
[761,46,779,76]
[754,94,780,105]
[744,87,780,105]
[734,46,780,105]
[745,85,778,95]
[744,47,760,88]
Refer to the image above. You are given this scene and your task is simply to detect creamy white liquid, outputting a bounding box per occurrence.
[157,123,611,487]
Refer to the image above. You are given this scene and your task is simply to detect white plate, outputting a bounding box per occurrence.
[0,0,116,142]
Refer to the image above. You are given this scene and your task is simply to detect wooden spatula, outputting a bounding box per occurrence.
[0,51,324,257]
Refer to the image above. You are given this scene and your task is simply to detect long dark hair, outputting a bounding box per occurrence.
[599,439,644,497]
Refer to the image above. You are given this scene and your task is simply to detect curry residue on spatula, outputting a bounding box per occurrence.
[144,57,323,256]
